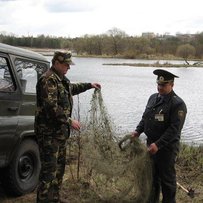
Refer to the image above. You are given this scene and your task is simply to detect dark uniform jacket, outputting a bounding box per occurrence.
[34,67,92,138]
[136,90,187,152]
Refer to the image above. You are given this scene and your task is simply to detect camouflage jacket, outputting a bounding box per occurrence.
[34,67,92,137]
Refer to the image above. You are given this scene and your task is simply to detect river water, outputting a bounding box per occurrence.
[49,57,203,145]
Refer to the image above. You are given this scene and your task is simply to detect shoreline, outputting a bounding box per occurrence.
[103,62,203,68]
[24,47,203,68]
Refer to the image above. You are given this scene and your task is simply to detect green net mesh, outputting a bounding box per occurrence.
[68,90,153,202]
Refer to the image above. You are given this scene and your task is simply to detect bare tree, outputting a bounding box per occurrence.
[106,27,128,55]
[176,44,196,65]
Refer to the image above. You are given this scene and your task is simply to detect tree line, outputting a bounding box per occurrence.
[1,28,203,60]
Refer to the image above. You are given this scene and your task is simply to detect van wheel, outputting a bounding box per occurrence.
[2,139,41,196]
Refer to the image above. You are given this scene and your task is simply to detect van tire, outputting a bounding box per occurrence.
[2,139,41,196]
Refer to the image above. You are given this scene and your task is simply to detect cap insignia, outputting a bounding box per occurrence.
[159,76,164,81]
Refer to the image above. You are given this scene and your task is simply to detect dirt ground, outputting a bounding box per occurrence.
[0,167,203,203]
[0,186,202,203]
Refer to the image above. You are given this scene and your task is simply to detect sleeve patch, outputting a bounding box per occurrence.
[178,110,185,118]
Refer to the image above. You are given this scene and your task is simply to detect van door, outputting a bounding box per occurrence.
[0,55,20,167]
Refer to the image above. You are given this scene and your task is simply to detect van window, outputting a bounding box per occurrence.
[0,57,15,92]
[14,59,47,93]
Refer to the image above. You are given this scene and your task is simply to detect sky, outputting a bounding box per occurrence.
[0,0,203,38]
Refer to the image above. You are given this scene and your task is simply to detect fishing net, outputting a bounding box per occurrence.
[69,90,152,202]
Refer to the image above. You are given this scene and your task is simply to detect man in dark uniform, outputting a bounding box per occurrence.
[132,69,187,203]
[34,51,101,203]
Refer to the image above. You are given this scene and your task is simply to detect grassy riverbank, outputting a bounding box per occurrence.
[1,143,202,203]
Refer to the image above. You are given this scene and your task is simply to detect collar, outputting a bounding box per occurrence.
[160,91,174,103]
[51,66,63,81]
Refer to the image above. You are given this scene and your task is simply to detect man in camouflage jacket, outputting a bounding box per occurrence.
[132,69,187,203]
[34,51,101,203]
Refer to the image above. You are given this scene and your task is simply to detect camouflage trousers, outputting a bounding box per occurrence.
[36,132,67,203]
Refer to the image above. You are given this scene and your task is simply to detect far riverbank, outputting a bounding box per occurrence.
[103,61,203,68]
[25,47,203,68]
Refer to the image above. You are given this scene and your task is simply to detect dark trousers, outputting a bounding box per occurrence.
[148,149,177,203]
[36,134,67,203]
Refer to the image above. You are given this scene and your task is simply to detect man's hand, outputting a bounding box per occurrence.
[131,131,139,138]
[71,119,81,131]
[148,143,158,155]
[91,83,101,89]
